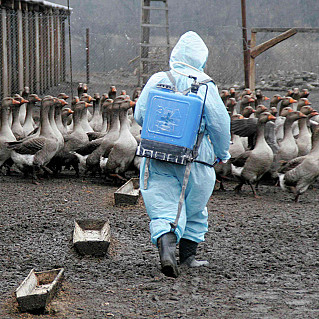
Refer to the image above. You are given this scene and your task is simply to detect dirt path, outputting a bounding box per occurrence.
[1,172,319,318]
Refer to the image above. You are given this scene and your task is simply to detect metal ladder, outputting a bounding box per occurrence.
[139,0,170,86]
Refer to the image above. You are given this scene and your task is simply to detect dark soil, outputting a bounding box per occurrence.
[1,170,319,319]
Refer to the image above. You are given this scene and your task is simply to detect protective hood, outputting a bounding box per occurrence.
[169,31,208,72]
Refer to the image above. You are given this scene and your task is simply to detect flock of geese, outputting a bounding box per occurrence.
[0,83,142,185]
[1,82,319,202]
[218,87,319,202]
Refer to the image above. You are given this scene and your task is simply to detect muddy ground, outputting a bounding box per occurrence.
[1,170,319,319]
[1,87,319,318]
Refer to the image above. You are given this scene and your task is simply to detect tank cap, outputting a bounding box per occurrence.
[156,83,175,92]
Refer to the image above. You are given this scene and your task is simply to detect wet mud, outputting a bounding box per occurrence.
[1,171,319,318]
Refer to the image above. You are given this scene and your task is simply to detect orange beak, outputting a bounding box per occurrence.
[289,98,297,103]
[248,97,255,103]
[268,114,276,121]
[21,98,29,104]
[12,99,20,105]
[264,96,270,100]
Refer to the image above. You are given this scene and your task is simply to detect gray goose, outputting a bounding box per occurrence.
[50,101,91,176]
[239,95,255,114]
[226,97,237,115]
[278,123,319,202]
[215,114,245,191]
[220,89,229,105]
[279,97,297,115]
[61,108,73,136]
[89,93,103,132]
[103,96,137,180]
[11,95,29,140]
[23,94,41,136]
[19,86,30,125]
[296,107,318,156]
[276,110,307,162]
[0,98,19,171]
[85,97,121,175]
[269,94,282,110]
[254,89,269,108]
[80,93,94,133]
[7,97,59,183]
[230,112,276,197]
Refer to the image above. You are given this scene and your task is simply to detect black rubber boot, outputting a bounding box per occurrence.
[179,238,209,268]
[157,232,179,278]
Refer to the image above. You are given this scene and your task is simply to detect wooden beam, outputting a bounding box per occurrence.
[249,31,256,92]
[251,27,319,33]
[250,28,297,59]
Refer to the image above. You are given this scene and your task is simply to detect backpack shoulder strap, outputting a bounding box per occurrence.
[165,71,178,92]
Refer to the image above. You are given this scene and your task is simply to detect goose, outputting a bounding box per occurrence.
[231,104,277,152]
[278,123,319,202]
[296,98,311,111]
[239,95,255,114]
[275,106,293,142]
[269,94,282,110]
[61,108,73,136]
[0,97,20,172]
[220,89,229,105]
[230,112,276,197]
[11,95,29,140]
[226,97,237,115]
[103,96,137,180]
[254,89,269,108]
[215,114,245,190]
[49,98,67,151]
[87,98,113,141]
[77,83,84,97]
[239,88,252,100]
[300,88,310,99]
[276,110,307,163]
[67,96,79,131]
[57,93,69,101]
[85,97,121,175]
[89,93,103,132]
[19,86,30,125]
[132,87,142,100]
[229,87,240,101]
[291,87,300,101]
[79,93,94,133]
[108,86,117,100]
[7,97,59,183]
[279,96,297,115]
[23,94,41,136]
[296,107,318,156]
[50,101,91,176]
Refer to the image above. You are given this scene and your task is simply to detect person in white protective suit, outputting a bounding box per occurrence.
[134,31,231,278]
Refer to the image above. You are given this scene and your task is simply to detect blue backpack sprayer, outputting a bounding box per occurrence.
[136,61,221,231]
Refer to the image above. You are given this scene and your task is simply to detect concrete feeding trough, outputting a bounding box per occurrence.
[73,219,110,256]
[15,268,64,313]
[114,177,140,205]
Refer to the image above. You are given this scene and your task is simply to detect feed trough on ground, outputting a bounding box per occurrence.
[73,219,111,256]
[114,177,140,205]
[15,268,64,313]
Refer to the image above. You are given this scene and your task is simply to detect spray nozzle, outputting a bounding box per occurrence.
[189,76,200,94]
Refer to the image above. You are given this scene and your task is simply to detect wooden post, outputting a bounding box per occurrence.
[249,31,256,92]
[56,13,61,83]
[17,4,24,93]
[60,14,66,82]
[2,8,9,97]
[22,5,30,88]
[50,13,54,87]
[34,12,40,93]
[86,28,89,84]
[241,0,250,88]
[140,0,150,86]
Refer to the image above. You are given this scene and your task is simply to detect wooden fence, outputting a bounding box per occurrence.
[0,0,70,99]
